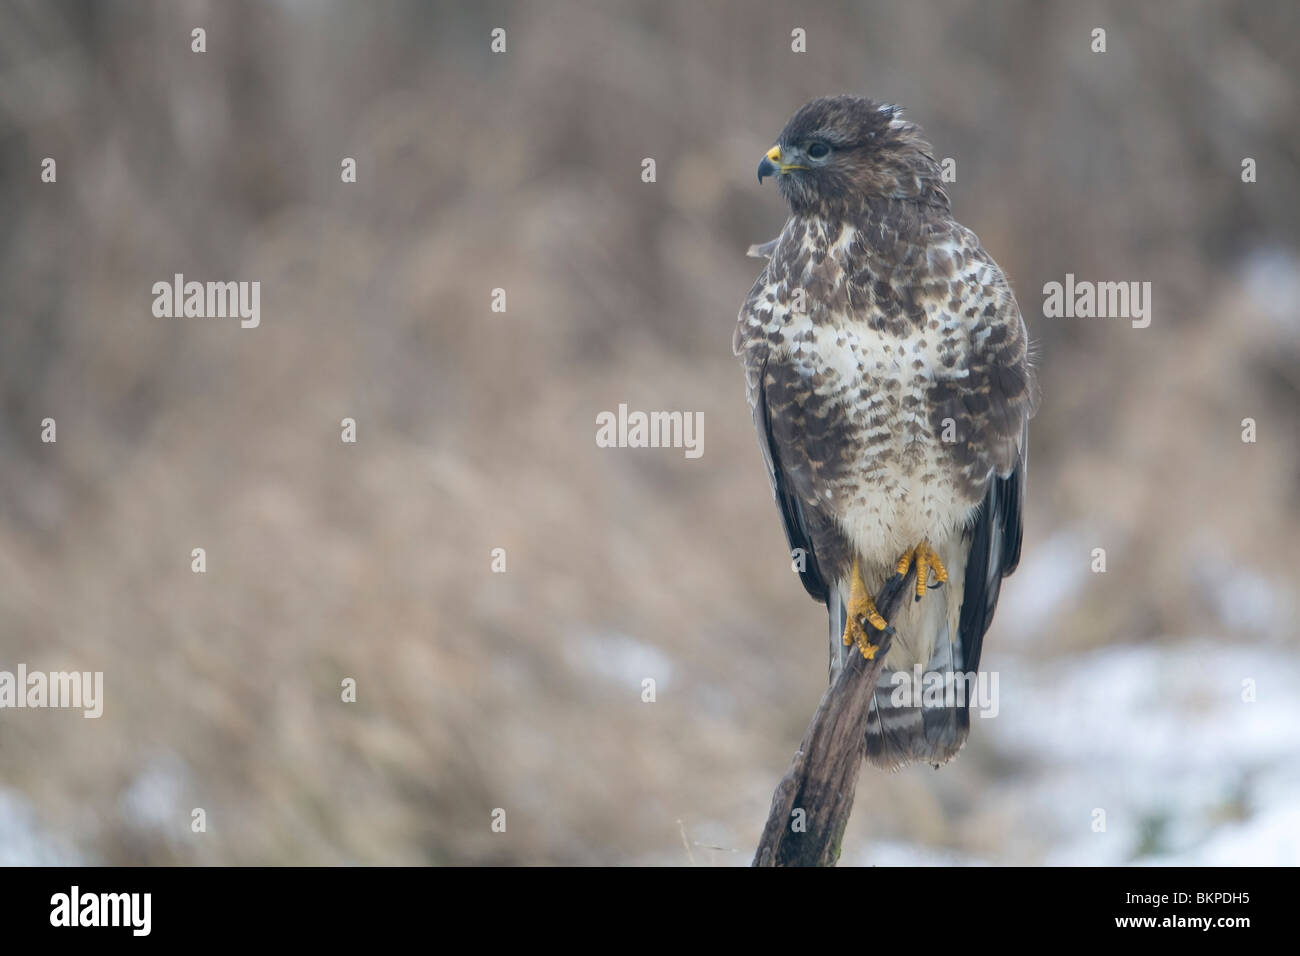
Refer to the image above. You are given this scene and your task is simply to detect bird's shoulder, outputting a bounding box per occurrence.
[736,209,1002,351]
[733,215,855,360]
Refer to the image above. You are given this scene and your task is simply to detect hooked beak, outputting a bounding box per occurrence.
[757,144,808,183]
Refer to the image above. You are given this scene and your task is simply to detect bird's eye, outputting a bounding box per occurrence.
[807,142,831,160]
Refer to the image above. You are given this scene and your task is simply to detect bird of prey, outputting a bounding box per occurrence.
[734,96,1034,769]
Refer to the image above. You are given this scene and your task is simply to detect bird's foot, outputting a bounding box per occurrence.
[894,540,948,601]
[842,556,893,660]
[842,595,893,660]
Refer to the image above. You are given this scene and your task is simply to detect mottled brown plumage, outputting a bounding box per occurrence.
[735,96,1035,769]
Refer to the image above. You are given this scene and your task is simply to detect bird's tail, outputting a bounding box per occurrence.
[864,668,972,770]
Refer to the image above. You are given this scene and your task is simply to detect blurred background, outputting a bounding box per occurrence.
[1,0,1297,865]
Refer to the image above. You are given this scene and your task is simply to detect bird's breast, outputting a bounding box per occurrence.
[779,312,979,567]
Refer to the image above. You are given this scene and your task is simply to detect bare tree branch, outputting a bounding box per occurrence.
[752,568,915,867]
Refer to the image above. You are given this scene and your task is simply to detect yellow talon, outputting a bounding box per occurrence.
[841,555,889,660]
[930,547,948,584]
[894,540,947,602]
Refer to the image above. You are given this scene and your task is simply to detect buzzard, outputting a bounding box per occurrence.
[734,96,1034,769]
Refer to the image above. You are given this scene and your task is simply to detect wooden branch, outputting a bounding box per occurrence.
[752,568,914,867]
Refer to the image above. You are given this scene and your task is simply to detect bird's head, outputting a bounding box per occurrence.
[757,96,948,218]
